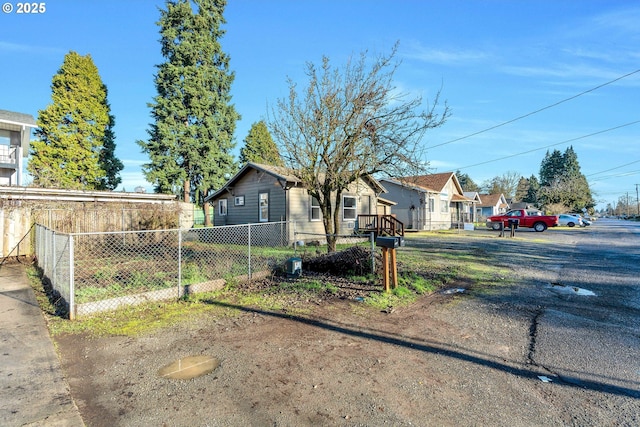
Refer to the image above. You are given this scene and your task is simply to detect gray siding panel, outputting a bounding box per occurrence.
[212,172,287,225]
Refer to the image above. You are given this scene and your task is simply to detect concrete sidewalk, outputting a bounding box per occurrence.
[0,261,84,427]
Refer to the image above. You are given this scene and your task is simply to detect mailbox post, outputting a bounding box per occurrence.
[376,236,403,292]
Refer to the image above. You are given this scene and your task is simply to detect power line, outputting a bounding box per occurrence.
[586,160,640,177]
[427,68,640,149]
[588,169,640,182]
[456,120,640,171]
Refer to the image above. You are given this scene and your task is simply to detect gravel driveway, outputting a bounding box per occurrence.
[54,219,640,426]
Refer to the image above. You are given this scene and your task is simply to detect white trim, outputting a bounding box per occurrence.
[342,195,357,220]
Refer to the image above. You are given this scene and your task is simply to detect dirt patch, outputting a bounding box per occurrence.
[55,283,469,427]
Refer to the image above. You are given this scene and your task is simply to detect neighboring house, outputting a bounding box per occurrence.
[0,109,36,186]
[380,172,474,231]
[477,193,509,218]
[203,162,390,242]
[463,191,482,223]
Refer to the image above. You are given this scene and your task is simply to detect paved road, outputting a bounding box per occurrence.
[529,219,640,397]
[0,261,84,427]
[471,218,640,423]
[406,219,639,425]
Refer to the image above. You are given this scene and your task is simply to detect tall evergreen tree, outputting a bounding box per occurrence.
[139,0,239,215]
[523,174,540,205]
[514,176,529,202]
[455,170,480,192]
[97,91,124,190]
[239,120,283,166]
[28,51,122,189]
[537,146,594,212]
[539,149,564,186]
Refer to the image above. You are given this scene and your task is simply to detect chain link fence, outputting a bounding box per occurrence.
[34,221,292,319]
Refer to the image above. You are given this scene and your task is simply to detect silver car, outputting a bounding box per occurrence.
[558,214,583,227]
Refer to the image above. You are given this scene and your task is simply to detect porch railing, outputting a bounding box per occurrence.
[356,214,404,237]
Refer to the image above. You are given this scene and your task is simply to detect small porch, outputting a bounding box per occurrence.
[356,214,404,237]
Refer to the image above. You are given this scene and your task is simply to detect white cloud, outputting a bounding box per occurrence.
[0,41,63,55]
[402,42,490,66]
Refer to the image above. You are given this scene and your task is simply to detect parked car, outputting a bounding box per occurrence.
[568,213,591,226]
[558,214,583,227]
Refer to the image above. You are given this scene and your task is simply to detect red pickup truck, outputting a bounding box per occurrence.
[487,209,559,232]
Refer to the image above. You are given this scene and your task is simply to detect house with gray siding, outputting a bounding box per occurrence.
[380,172,474,230]
[204,162,389,243]
[0,109,36,186]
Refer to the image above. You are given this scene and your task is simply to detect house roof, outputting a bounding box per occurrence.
[204,162,387,203]
[451,193,474,202]
[463,191,482,203]
[379,177,437,194]
[478,193,508,208]
[402,172,465,194]
[0,109,36,131]
[204,162,300,202]
[377,197,397,207]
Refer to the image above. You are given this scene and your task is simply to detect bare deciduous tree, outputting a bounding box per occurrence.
[269,44,450,252]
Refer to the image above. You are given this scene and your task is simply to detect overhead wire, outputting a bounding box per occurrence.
[586,160,640,177]
[426,68,640,150]
[455,119,640,170]
[588,169,640,182]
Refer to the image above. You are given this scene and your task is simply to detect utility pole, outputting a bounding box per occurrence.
[636,184,639,216]
[627,192,630,217]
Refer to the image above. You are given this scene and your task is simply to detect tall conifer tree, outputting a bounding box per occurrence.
[97,91,124,190]
[239,120,283,166]
[139,0,239,215]
[29,51,122,189]
[537,146,594,212]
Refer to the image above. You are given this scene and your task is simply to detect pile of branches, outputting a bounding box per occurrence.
[301,246,378,276]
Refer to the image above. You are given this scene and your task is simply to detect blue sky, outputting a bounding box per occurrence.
[1,0,639,210]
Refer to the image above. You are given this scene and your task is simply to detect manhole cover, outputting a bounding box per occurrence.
[158,355,220,380]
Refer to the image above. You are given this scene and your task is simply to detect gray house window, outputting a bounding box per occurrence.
[259,192,269,222]
[342,195,357,220]
[310,197,321,221]
[218,199,227,216]
[428,198,435,213]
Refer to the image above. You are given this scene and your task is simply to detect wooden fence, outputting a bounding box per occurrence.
[0,201,194,258]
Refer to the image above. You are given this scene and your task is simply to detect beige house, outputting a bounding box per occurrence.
[380,172,475,230]
[204,162,393,242]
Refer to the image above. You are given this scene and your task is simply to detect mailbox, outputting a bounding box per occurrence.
[507,219,519,229]
[376,236,400,248]
[285,257,302,278]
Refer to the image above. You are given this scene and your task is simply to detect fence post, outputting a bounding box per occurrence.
[69,234,75,321]
[178,229,182,298]
[51,230,56,286]
[293,221,297,255]
[247,223,252,280]
[370,232,375,276]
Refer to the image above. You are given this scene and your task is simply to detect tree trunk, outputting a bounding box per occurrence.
[322,202,337,253]
[203,190,212,227]
[183,179,190,203]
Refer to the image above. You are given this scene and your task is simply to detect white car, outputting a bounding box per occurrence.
[558,214,583,227]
